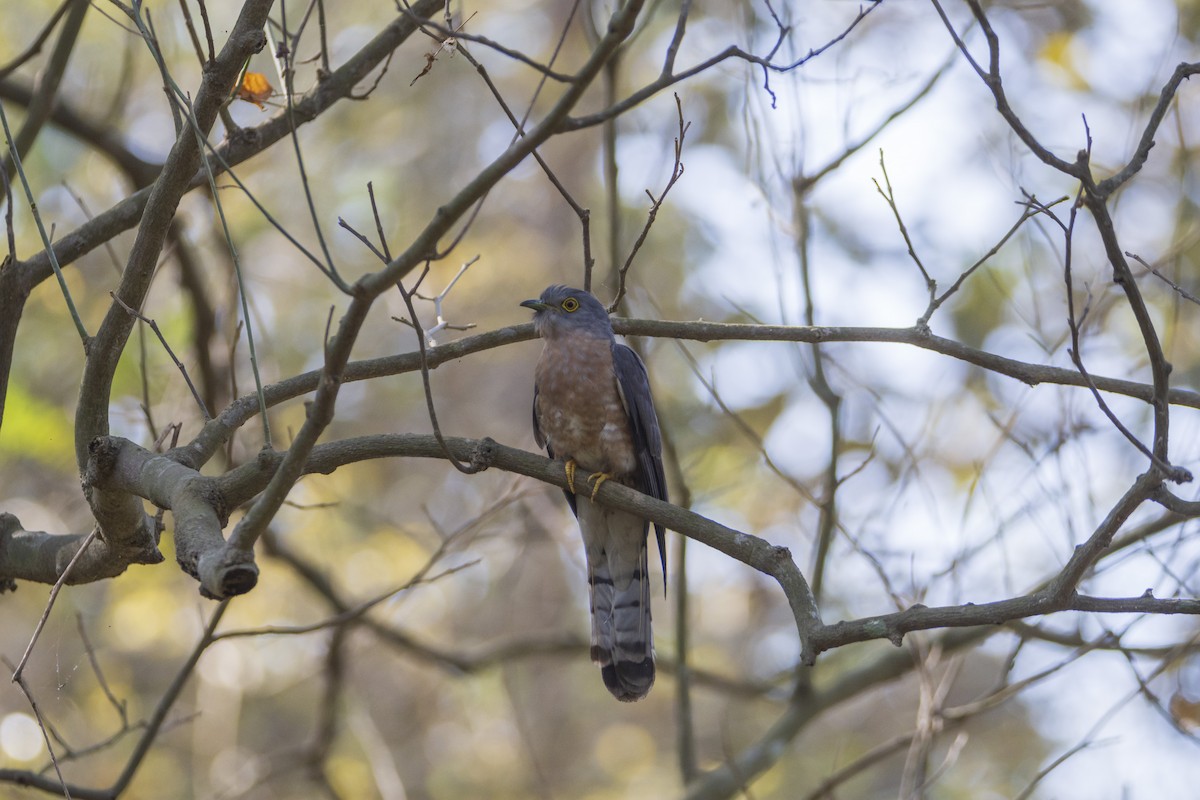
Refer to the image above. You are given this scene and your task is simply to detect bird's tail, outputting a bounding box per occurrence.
[588,539,654,702]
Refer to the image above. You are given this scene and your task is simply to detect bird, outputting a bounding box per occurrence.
[520,285,668,702]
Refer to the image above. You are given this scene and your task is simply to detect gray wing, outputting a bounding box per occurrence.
[611,342,668,578]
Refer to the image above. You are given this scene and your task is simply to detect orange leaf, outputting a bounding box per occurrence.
[1169,693,1200,729]
[236,71,273,109]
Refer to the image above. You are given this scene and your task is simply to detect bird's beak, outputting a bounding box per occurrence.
[520,299,551,312]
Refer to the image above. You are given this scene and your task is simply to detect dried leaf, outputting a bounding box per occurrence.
[236,71,274,109]
[410,13,474,87]
[410,52,437,87]
[1169,693,1200,729]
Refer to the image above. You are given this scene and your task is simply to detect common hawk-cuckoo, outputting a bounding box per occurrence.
[521,285,668,702]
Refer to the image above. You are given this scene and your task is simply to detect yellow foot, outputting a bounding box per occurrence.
[564,460,578,493]
[587,471,612,501]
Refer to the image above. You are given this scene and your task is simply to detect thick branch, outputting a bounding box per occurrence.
[219,434,1193,663]
[216,432,823,662]
[0,258,30,436]
[0,512,156,589]
[617,319,1200,410]
[60,4,269,582]
[86,437,252,599]
[181,318,1200,472]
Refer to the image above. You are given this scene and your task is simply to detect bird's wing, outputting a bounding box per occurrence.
[611,342,668,577]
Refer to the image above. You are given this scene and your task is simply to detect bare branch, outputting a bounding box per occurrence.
[608,93,689,312]
[109,291,211,420]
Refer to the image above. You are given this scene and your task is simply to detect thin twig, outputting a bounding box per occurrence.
[0,0,74,80]
[792,167,843,606]
[0,97,90,347]
[76,614,128,726]
[3,0,90,173]
[338,215,389,262]
[449,4,594,280]
[928,0,1082,177]
[413,256,479,342]
[213,559,479,640]
[11,528,99,682]
[1059,192,1185,480]
[265,20,347,291]
[141,9,184,136]
[1130,250,1200,306]
[1,154,15,261]
[110,291,212,420]
[106,600,230,796]
[185,100,272,444]
[368,181,392,260]
[562,1,884,133]
[195,0,215,61]
[800,731,915,800]
[3,657,72,798]
[176,0,207,70]
[873,149,934,309]
[599,34,620,294]
[920,195,1069,325]
[608,93,689,312]
[396,270,484,474]
[401,9,573,82]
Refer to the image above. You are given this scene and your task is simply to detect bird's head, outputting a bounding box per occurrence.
[520,285,613,340]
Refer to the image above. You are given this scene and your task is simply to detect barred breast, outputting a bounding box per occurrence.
[534,333,638,480]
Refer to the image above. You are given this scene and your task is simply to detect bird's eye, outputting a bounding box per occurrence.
[561,297,580,312]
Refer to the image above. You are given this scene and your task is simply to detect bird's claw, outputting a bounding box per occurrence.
[587,472,610,501]
[563,462,610,500]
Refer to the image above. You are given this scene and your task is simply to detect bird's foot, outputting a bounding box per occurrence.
[586,471,611,501]
[564,460,578,494]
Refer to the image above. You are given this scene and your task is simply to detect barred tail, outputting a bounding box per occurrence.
[588,538,654,702]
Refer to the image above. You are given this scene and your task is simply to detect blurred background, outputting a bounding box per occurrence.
[3,0,1200,797]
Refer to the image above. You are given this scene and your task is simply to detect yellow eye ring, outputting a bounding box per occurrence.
[562,297,580,312]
